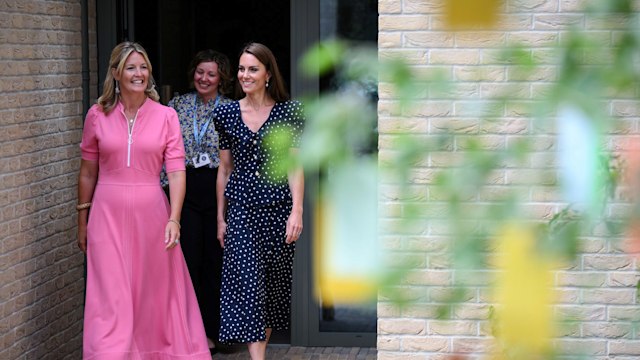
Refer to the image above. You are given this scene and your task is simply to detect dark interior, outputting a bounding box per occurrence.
[133,0,291,100]
[99,0,378,346]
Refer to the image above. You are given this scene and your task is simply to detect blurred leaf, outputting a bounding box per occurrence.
[499,45,536,68]
[262,128,298,183]
[435,287,468,319]
[542,209,582,261]
[299,91,376,171]
[379,58,423,110]
[341,46,379,82]
[300,40,347,77]
[587,0,634,13]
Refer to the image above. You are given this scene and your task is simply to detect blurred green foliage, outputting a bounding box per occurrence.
[269,1,639,356]
[295,0,638,274]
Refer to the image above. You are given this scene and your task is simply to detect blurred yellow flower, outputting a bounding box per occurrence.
[314,198,378,305]
[312,161,380,304]
[445,0,501,29]
[491,224,558,359]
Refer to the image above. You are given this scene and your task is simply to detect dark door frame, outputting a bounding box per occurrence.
[94,0,376,348]
[290,0,376,348]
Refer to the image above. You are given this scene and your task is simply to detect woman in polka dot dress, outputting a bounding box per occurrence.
[214,42,304,359]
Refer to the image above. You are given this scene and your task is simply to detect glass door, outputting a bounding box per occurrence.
[290,0,378,347]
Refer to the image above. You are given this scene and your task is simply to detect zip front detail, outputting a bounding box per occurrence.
[122,109,139,167]
[127,129,134,167]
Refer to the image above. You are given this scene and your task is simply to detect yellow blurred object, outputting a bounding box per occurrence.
[445,0,501,29]
[491,224,557,358]
[314,200,378,304]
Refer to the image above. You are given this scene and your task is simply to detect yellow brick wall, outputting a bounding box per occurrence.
[377,0,640,358]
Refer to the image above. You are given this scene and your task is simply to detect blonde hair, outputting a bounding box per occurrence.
[97,41,160,114]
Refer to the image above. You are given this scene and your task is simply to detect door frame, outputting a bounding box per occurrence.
[94,0,377,348]
[289,0,376,348]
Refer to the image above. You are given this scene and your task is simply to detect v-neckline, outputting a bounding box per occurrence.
[240,102,275,134]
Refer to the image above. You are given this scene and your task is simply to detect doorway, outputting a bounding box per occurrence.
[96,0,290,100]
[94,0,377,348]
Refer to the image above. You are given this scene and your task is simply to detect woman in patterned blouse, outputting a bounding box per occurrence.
[165,49,234,354]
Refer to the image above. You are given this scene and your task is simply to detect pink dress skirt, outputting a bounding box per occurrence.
[80,99,211,360]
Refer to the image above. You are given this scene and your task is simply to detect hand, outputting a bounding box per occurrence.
[285,210,303,244]
[217,220,227,248]
[77,223,87,254]
[164,220,181,250]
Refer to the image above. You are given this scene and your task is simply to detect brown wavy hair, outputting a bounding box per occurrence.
[235,42,289,102]
[188,49,234,97]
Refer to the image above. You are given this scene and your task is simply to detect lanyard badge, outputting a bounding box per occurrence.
[191,95,219,168]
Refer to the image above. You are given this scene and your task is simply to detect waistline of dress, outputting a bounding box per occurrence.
[97,171,161,185]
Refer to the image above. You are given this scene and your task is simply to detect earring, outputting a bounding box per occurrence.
[266,79,270,88]
[115,80,120,94]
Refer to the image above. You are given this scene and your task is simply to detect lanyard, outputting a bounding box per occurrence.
[192,95,220,148]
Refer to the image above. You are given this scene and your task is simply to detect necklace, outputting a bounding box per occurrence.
[125,110,137,124]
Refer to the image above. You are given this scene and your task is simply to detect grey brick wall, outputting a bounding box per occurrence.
[378,0,640,359]
[0,1,97,358]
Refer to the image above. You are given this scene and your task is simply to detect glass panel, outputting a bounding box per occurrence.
[320,0,378,42]
[319,303,377,333]
[316,0,378,335]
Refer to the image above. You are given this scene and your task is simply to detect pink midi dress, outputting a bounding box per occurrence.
[80,99,211,360]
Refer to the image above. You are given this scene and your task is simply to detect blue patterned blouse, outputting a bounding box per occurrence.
[160,92,232,186]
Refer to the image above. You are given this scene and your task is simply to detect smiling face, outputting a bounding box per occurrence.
[237,53,270,95]
[193,61,220,102]
[113,51,149,96]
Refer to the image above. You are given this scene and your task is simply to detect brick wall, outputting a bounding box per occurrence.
[378,1,639,359]
[0,0,96,358]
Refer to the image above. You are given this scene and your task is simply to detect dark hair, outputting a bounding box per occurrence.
[236,42,289,102]
[188,49,234,97]
[98,41,159,114]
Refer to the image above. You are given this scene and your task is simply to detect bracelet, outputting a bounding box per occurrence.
[76,202,91,211]
[167,219,181,229]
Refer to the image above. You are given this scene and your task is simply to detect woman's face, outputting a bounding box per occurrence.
[115,51,149,96]
[193,61,220,101]
[237,53,270,95]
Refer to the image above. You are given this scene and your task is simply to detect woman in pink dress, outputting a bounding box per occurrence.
[76,41,211,360]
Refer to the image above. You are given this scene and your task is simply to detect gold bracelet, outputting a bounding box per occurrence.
[76,202,91,211]
[167,219,181,229]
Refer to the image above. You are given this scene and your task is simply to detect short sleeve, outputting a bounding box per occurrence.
[214,105,230,150]
[289,100,305,148]
[164,108,186,173]
[79,106,100,161]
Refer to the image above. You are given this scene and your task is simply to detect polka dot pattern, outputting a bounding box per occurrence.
[219,202,295,343]
[214,100,304,344]
[214,100,304,207]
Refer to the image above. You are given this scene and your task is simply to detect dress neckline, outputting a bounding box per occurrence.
[239,101,276,134]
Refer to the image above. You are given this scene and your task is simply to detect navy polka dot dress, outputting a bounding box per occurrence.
[214,100,304,344]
